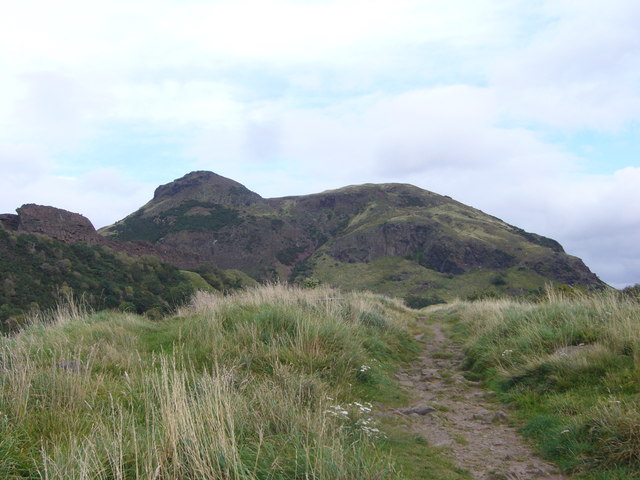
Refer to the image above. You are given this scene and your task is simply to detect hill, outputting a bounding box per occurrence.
[0,205,254,331]
[100,171,605,303]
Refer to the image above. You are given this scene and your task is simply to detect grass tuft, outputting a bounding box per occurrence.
[444,290,640,478]
[0,283,442,479]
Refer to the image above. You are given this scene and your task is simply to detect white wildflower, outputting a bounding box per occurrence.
[324,401,383,438]
[325,405,350,418]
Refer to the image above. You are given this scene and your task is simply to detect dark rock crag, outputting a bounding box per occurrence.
[0,204,178,264]
[13,204,101,244]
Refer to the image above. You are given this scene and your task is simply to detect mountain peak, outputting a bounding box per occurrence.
[152,171,262,207]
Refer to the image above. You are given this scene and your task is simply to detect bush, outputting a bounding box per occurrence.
[491,274,507,286]
[404,294,445,309]
[118,301,136,313]
[302,277,321,289]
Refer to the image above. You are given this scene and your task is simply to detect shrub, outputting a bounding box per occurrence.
[404,294,445,309]
[117,301,136,313]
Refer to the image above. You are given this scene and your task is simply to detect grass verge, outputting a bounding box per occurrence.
[0,284,463,479]
[442,289,640,479]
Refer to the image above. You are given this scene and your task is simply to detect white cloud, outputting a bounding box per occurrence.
[9,72,109,146]
[0,143,51,184]
[1,0,639,288]
[0,139,151,227]
[501,167,640,288]
[110,80,243,126]
[492,0,640,131]
[5,169,152,229]
[0,143,52,218]
[189,85,577,193]
[0,0,512,74]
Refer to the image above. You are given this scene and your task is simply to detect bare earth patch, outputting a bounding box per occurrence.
[387,317,569,480]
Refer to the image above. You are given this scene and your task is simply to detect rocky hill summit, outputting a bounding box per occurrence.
[100,171,604,302]
[151,170,263,208]
[1,204,101,244]
[0,204,185,264]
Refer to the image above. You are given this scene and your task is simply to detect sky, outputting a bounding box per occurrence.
[1,0,639,288]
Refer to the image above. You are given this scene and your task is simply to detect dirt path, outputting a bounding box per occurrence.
[389,317,568,480]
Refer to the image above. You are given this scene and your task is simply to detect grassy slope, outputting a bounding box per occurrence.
[0,285,467,479]
[0,227,197,328]
[0,225,257,330]
[101,177,601,297]
[312,253,555,303]
[438,291,640,479]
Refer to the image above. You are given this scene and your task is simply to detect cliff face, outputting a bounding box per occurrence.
[1,204,181,265]
[14,204,101,244]
[99,171,605,298]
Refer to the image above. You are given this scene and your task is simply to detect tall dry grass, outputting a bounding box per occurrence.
[0,284,416,479]
[449,289,640,477]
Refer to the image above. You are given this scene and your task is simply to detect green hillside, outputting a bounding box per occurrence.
[100,171,605,301]
[0,225,252,331]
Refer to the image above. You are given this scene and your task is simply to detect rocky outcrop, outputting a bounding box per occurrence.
[12,204,102,244]
[152,171,263,208]
[0,204,180,266]
[526,253,600,287]
[0,214,19,231]
[326,221,517,273]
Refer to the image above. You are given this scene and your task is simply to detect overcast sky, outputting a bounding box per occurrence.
[1,0,639,288]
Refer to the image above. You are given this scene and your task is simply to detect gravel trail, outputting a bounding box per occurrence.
[388,317,568,480]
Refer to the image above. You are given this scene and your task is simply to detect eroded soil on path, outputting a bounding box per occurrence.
[388,317,568,480]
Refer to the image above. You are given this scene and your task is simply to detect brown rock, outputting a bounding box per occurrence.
[16,204,101,244]
[0,214,19,230]
[397,404,437,415]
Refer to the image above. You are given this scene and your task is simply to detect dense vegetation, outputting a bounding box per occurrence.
[0,285,468,479]
[111,200,241,242]
[442,289,640,479]
[0,227,249,331]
